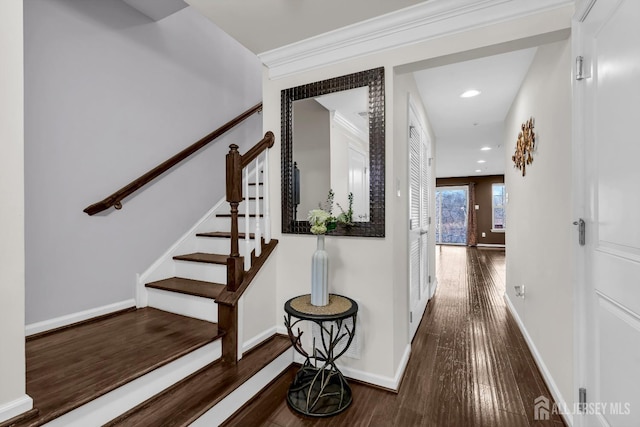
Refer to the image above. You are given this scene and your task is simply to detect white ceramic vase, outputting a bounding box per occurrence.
[311,234,329,306]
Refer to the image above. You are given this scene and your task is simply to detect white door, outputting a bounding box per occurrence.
[576,1,640,425]
[408,103,431,340]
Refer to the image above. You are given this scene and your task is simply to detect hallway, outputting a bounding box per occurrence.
[225,246,564,426]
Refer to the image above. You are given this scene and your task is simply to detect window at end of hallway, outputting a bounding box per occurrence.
[492,183,506,232]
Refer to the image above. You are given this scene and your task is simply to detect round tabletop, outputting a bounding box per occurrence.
[284,294,358,321]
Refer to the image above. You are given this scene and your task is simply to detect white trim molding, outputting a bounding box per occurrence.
[25,299,135,337]
[477,243,506,248]
[258,0,574,79]
[243,327,279,354]
[291,343,411,391]
[504,294,573,426]
[0,395,33,424]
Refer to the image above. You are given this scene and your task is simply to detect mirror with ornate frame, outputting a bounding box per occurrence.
[281,67,385,237]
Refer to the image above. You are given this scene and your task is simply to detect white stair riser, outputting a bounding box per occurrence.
[44,341,221,427]
[174,260,227,284]
[215,217,265,232]
[239,199,263,213]
[196,237,255,256]
[147,288,218,322]
[190,348,293,426]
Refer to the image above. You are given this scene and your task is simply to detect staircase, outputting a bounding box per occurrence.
[2,120,291,426]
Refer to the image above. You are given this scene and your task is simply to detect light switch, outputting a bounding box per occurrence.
[475,204,480,210]
[482,232,486,238]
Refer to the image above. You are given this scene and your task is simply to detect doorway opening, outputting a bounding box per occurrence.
[435,186,468,245]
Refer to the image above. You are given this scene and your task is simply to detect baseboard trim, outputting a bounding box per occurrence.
[243,327,278,354]
[477,243,506,248]
[291,343,411,392]
[0,395,33,424]
[504,294,573,426]
[26,300,136,337]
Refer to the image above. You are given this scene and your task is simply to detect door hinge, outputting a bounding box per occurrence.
[428,157,433,167]
[576,56,586,81]
[428,275,432,283]
[410,311,413,322]
[573,219,586,246]
[579,387,587,413]
[428,217,432,225]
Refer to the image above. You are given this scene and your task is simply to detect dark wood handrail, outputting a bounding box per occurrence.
[83,102,263,216]
[240,131,275,168]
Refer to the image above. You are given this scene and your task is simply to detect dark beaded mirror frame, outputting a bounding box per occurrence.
[281,67,385,237]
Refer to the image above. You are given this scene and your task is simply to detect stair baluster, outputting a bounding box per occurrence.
[243,167,251,271]
[254,160,262,257]
[264,149,271,244]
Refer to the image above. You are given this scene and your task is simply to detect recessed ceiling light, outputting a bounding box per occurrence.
[481,147,492,151]
[477,160,486,163]
[460,89,481,98]
[475,169,482,173]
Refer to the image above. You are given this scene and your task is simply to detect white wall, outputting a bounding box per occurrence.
[24,0,263,324]
[0,0,32,421]
[504,40,573,410]
[263,6,573,386]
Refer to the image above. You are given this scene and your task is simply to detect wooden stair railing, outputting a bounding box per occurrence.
[83,102,263,216]
[220,131,275,364]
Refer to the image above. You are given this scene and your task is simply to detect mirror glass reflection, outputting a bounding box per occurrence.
[293,87,370,222]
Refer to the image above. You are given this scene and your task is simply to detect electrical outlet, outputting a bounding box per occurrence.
[514,285,526,298]
[482,232,486,238]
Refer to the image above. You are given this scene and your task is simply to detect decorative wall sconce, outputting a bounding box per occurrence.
[512,117,536,176]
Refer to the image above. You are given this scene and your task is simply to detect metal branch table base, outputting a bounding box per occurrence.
[284,294,359,417]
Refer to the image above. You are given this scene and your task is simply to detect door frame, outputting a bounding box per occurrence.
[571,14,586,427]
[407,95,432,340]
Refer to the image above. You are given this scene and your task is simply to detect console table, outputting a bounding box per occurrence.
[284,294,358,417]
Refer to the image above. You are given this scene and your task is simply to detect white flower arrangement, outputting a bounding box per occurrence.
[307,190,354,235]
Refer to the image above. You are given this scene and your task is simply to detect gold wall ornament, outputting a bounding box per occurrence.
[512,117,536,176]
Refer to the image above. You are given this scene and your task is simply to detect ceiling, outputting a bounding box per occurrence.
[184,0,427,54]
[413,47,537,178]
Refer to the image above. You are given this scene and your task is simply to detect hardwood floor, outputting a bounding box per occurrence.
[223,246,566,426]
[7,308,223,427]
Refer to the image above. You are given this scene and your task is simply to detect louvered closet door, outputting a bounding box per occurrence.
[409,123,422,331]
[420,134,430,298]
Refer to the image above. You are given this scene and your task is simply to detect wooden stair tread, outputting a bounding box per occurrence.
[146,277,226,300]
[173,252,227,264]
[216,213,264,217]
[105,335,292,427]
[196,231,255,239]
[18,308,223,427]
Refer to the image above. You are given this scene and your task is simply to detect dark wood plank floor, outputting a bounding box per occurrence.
[14,307,223,427]
[223,246,565,426]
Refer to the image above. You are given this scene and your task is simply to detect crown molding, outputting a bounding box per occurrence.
[333,111,368,143]
[258,0,574,79]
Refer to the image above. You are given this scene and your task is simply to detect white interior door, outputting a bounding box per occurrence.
[577,1,640,425]
[408,103,431,340]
